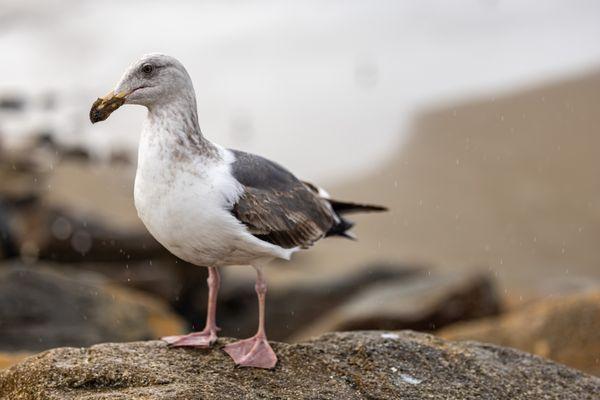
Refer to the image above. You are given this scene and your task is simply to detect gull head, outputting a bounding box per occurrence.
[90,53,193,123]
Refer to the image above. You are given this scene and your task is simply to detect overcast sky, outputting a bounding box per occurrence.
[1,0,600,182]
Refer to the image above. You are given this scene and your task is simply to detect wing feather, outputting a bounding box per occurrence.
[229,150,335,249]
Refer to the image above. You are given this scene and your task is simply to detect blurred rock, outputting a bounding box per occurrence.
[529,275,600,300]
[0,95,25,111]
[292,271,501,341]
[1,331,598,399]
[66,259,208,325]
[0,201,18,259]
[0,263,184,352]
[0,154,40,260]
[0,352,30,370]
[0,153,42,200]
[211,264,420,340]
[5,200,167,263]
[33,133,91,162]
[439,291,600,376]
[77,260,189,305]
[37,208,167,262]
[71,263,419,341]
[109,149,133,165]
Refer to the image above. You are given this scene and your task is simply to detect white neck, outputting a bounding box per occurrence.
[142,93,219,163]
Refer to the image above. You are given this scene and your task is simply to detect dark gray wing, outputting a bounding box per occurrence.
[229,150,335,249]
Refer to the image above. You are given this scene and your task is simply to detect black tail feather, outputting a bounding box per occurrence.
[328,199,388,215]
[325,199,387,239]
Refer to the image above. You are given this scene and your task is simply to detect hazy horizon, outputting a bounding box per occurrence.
[1,0,600,183]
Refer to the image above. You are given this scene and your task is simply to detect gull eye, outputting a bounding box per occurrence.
[141,63,155,75]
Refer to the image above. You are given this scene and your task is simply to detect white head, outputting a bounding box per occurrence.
[90,53,195,123]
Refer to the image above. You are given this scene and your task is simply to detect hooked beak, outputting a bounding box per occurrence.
[89,91,127,123]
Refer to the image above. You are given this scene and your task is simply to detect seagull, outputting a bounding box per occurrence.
[89,54,386,369]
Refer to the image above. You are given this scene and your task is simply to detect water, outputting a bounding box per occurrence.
[1,0,600,182]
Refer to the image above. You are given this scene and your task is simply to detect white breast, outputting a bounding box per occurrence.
[133,126,292,267]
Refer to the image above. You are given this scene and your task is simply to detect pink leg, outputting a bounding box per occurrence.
[223,265,277,369]
[162,266,220,347]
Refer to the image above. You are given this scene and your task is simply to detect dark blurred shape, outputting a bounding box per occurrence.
[2,331,597,399]
[35,132,54,146]
[0,263,184,352]
[0,200,18,259]
[34,132,91,162]
[109,149,133,165]
[0,153,41,261]
[292,271,500,340]
[0,95,25,111]
[60,147,91,162]
[440,289,600,377]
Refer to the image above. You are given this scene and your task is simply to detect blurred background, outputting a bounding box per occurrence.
[0,0,599,376]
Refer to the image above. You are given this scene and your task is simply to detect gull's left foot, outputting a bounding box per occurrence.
[162,329,218,348]
[223,335,277,369]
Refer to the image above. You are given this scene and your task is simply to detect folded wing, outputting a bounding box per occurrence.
[229,150,334,249]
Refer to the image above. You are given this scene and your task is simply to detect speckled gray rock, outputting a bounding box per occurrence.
[1,331,598,399]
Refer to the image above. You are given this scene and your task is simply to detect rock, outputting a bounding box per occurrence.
[65,259,209,326]
[108,149,133,165]
[528,276,600,301]
[1,331,598,399]
[0,153,41,201]
[0,200,18,259]
[292,271,500,341]
[0,352,30,370]
[73,263,418,342]
[0,95,25,111]
[62,263,412,342]
[0,263,185,352]
[7,199,169,263]
[33,206,167,262]
[32,133,92,162]
[439,291,600,376]
[0,154,40,259]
